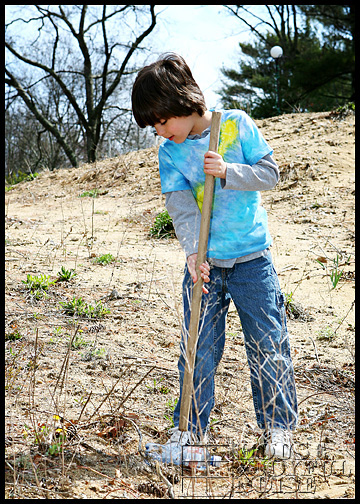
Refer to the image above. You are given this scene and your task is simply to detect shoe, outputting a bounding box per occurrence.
[166,427,208,446]
[263,428,293,459]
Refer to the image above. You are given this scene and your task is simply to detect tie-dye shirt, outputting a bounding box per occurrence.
[158,109,273,259]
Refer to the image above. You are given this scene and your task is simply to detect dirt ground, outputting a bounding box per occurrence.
[5,109,355,499]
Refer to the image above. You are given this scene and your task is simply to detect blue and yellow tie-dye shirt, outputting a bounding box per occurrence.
[158,109,273,259]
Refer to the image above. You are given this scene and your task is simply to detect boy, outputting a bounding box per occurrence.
[132,53,297,458]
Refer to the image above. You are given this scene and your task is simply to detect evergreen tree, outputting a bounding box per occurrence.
[220,5,354,118]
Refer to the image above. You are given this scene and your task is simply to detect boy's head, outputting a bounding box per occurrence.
[132,53,207,128]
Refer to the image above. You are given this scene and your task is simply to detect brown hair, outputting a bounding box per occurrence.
[131,53,207,128]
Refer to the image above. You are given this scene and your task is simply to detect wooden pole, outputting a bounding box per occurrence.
[178,111,222,431]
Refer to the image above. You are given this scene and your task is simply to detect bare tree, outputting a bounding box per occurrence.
[5,5,157,168]
[224,5,300,57]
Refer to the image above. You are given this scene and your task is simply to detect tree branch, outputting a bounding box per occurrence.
[5,40,88,129]
[5,68,78,167]
[101,5,157,105]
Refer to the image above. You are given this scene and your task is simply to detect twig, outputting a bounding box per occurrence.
[87,374,125,422]
[117,365,156,410]
[334,300,355,335]
[5,460,14,472]
[78,465,140,498]
[32,328,39,408]
[77,464,114,480]
[103,481,140,499]
[147,255,157,302]
[122,414,144,455]
[52,326,79,397]
[308,336,320,364]
[78,440,117,458]
[156,460,175,499]
[77,391,92,424]
[298,390,337,407]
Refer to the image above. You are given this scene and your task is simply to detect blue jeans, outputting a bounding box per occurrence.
[173,251,298,436]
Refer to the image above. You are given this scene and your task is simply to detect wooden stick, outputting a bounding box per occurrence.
[178,111,222,431]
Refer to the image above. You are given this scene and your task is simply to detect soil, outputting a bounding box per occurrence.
[5,109,355,499]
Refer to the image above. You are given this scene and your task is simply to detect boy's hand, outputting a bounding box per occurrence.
[187,253,210,294]
[204,151,226,179]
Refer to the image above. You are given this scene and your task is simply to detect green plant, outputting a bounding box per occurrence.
[6,170,39,187]
[334,101,355,115]
[70,331,88,349]
[25,420,66,456]
[316,253,350,290]
[329,255,347,289]
[93,253,115,265]
[164,397,178,426]
[57,266,77,282]
[59,296,110,319]
[79,188,99,198]
[147,377,170,394]
[22,273,55,299]
[149,209,175,239]
[234,447,257,466]
[59,297,87,317]
[284,291,295,313]
[5,330,22,341]
[89,347,106,358]
[316,326,336,341]
[232,447,272,470]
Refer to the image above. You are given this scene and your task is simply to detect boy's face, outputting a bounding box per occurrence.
[154,114,197,144]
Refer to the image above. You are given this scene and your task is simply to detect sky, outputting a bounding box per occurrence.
[151,5,262,108]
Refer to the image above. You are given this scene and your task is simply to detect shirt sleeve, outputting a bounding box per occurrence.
[158,143,192,194]
[220,154,280,191]
[165,190,201,258]
[239,112,273,165]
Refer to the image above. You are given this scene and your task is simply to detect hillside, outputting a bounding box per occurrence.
[5,110,355,499]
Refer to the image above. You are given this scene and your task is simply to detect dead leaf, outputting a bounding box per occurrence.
[316,256,328,264]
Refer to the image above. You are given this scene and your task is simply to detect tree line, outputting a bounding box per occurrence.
[5,5,355,180]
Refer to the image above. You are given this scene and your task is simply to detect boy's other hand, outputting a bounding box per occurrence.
[187,253,210,294]
[204,151,226,179]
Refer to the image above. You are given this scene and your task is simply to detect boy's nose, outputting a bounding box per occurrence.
[155,123,165,137]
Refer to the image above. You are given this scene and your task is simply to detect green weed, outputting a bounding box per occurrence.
[149,209,175,239]
[317,254,350,290]
[89,347,106,359]
[146,377,170,395]
[284,291,295,313]
[5,330,22,342]
[93,253,115,265]
[335,102,355,114]
[70,330,88,349]
[24,420,66,456]
[57,266,77,282]
[59,297,110,319]
[22,273,55,299]
[6,171,39,187]
[316,326,336,342]
[329,255,346,289]
[164,397,178,427]
[79,188,99,198]
[232,447,272,469]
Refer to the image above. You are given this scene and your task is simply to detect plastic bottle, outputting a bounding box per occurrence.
[145,442,221,471]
